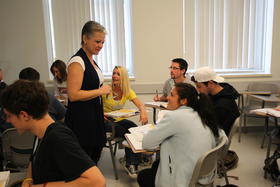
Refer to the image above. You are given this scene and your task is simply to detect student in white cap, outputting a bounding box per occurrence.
[191,66,240,135]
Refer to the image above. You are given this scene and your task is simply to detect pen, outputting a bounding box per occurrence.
[156,89,158,99]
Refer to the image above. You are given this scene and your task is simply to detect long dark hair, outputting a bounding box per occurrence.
[175,82,219,137]
[50,60,67,83]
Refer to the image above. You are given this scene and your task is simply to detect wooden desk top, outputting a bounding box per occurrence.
[250,94,280,103]
[240,91,272,95]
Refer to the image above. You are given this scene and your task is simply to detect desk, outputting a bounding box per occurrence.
[144,102,167,124]
[248,95,280,148]
[238,91,275,142]
[249,94,280,108]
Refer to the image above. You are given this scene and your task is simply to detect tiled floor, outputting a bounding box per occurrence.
[98,129,277,187]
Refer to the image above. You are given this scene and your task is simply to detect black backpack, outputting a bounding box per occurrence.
[264,149,280,181]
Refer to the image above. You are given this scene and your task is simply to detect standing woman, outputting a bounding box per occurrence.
[50,60,68,104]
[65,21,111,164]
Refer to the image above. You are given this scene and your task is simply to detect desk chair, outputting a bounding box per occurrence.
[105,122,124,180]
[1,128,35,171]
[218,117,240,185]
[189,135,228,187]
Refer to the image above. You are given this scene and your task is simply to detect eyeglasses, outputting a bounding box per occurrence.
[168,66,181,70]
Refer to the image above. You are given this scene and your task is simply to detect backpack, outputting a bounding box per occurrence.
[223,150,239,171]
[264,149,280,181]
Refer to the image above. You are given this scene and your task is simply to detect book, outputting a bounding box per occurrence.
[0,171,10,187]
[105,109,138,118]
[250,108,280,117]
[145,101,168,109]
[125,124,155,153]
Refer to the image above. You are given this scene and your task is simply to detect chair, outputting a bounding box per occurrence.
[218,117,240,185]
[104,122,125,180]
[1,128,35,171]
[189,135,228,187]
[241,82,279,146]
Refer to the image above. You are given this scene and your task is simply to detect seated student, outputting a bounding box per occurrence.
[1,80,106,187]
[137,83,221,187]
[153,58,194,102]
[19,67,66,122]
[50,60,68,104]
[102,66,148,177]
[191,66,240,135]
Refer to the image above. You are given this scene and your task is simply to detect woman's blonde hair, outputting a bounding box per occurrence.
[112,66,130,98]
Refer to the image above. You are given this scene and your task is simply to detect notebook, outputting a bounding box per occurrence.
[105,109,138,118]
[0,171,10,187]
[145,102,168,109]
[125,124,155,153]
[250,108,280,117]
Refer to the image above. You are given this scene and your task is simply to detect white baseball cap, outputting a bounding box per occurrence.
[193,66,224,83]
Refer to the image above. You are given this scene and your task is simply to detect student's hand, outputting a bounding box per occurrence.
[153,95,160,101]
[139,112,148,125]
[99,85,111,95]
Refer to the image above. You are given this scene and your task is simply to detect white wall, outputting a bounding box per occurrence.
[1,0,280,91]
[0,0,49,83]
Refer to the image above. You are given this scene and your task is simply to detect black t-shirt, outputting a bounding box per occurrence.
[31,122,95,184]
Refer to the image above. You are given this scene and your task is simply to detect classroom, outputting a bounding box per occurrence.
[1,0,280,186]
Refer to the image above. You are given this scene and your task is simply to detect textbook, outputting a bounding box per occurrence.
[0,171,10,187]
[124,124,155,153]
[105,109,138,118]
[145,102,168,109]
[250,108,280,117]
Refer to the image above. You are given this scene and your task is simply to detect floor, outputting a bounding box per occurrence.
[98,128,277,187]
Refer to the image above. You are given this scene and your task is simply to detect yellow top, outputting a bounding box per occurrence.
[102,89,137,121]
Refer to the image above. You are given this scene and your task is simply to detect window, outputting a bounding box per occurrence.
[43,0,133,78]
[183,0,275,75]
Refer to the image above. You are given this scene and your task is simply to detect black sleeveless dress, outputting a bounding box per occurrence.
[65,48,106,153]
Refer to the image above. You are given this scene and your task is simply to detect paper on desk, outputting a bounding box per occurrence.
[250,108,280,117]
[128,124,155,141]
[145,102,168,108]
[0,171,10,187]
[105,109,138,118]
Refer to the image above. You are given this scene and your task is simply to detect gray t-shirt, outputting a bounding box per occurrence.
[162,74,194,97]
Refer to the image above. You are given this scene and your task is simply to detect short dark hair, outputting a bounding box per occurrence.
[0,80,49,119]
[50,60,67,83]
[19,67,40,81]
[172,58,188,75]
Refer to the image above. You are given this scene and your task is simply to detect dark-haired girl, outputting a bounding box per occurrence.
[138,83,224,187]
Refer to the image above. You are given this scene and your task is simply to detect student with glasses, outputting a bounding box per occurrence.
[153,58,194,102]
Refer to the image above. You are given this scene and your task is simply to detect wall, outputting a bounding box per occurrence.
[0,0,49,84]
[0,0,280,91]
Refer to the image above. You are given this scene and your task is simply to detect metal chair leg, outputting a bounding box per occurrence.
[261,116,269,149]
[108,140,118,180]
[266,133,272,159]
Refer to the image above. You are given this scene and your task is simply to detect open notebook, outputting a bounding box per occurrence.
[105,109,138,118]
[124,124,155,153]
[250,108,280,117]
[145,102,168,109]
[0,171,10,187]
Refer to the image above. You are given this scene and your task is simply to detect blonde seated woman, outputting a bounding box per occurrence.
[102,66,148,177]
